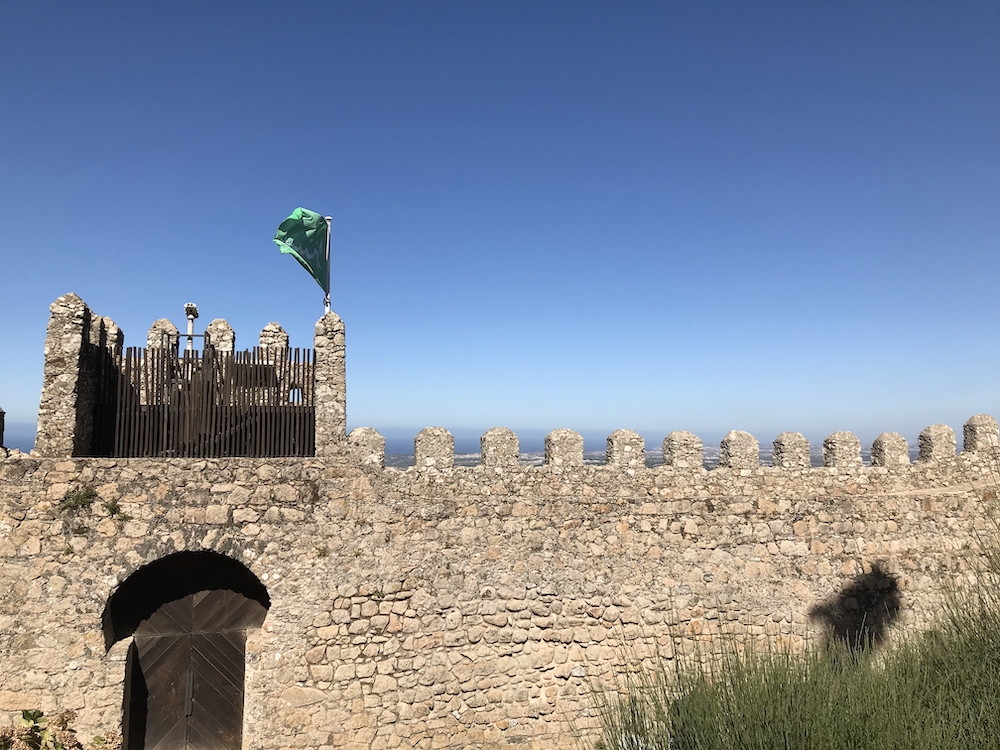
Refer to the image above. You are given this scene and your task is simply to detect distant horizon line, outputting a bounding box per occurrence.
[0,419,968,458]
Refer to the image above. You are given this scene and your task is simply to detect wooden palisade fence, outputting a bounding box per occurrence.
[95,345,315,458]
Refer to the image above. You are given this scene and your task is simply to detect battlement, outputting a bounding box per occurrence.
[343,417,1000,476]
[145,314,292,353]
[30,294,999,476]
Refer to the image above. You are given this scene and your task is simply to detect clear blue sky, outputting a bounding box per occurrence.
[1,2,998,453]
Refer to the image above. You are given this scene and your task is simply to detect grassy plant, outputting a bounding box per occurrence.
[102,499,131,522]
[591,605,1000,750]
[589,454,1000,750]
[59,487,98,511]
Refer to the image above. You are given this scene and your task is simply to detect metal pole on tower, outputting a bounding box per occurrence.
[324,215,332,313]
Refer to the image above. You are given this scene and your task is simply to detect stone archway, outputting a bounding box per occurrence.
[103,551,270,750]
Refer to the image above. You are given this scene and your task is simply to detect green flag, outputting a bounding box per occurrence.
[274,207,329,294]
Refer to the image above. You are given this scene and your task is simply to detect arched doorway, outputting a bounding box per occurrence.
[103,551,270,750]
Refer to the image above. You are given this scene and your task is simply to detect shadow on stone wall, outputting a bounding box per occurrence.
[809,562,901,652]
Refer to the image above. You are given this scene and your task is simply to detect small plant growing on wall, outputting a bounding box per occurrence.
[59,487,98,512]
[0,710,121,750]
[102,500,130,523]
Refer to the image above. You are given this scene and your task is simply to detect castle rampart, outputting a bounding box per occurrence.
[2,294,998,749]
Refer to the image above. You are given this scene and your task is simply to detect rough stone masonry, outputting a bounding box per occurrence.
[1,293,999,750]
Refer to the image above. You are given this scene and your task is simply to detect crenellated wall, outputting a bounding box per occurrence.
[4,418,1000,748]
[4,294,1000,749]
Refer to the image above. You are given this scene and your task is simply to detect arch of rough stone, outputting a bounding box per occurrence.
[102,550,270,650]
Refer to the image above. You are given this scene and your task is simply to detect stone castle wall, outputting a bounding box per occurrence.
[2,294,999,749]
[3,426,999,749]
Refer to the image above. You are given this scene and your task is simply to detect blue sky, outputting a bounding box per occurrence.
[1,1,998,454]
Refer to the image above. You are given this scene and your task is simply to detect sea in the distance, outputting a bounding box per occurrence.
[385,445,923,469]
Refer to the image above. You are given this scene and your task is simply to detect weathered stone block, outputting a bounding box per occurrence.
[204,318,235,353]
[415,427,454,470]
[205,505,230,524]
[281,686,326,707]
[93,315,124,355]
[481,428,519,469]
[871,432,909,468]
[146,318,178,350]
[35,294,89,457]
[919,424,956,462]
[544,429,583,467]
[310,664,334,682]
[259,322,290,350]
[348,427,385,468]
[773,432,809,469]
[606,430,644,469]
[662,431,703,469]
[823,432,861,467]
[314,310,346,456]
[720,431,759,469]
[334,664,356,681]
[964,415,999,454]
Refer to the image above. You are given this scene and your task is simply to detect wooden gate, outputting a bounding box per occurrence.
[109,346,315,458]
[125,590,267,750]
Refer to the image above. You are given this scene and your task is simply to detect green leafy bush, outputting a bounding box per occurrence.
[102,500,130,522]
[58,488,98,511]
[0,710,121,750]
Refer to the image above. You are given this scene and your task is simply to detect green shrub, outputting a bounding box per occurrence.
[102,499,130,522]
[58,487,98,511]
[0,711,121,750]
[589,544,1000,748]
[592,618,1000,750]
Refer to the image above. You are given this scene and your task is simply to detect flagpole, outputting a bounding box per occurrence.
[324,215,332,313]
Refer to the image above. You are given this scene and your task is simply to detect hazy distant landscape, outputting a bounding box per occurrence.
[386,444,922,469]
